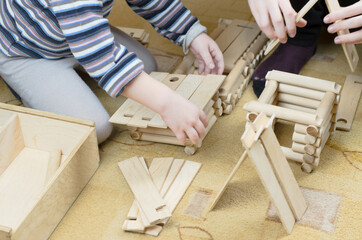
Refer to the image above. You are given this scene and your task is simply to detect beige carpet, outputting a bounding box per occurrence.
[0,0,361,239]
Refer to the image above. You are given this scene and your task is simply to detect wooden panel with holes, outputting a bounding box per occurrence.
[109,72,226,155]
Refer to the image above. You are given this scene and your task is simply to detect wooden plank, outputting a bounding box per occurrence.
[215,19,249,52]
[336,74,362,130]
[260,126,307,220]
[148,158,174,191]
[243,140,295,234]
[0,148,49,230]
[109,72,168,125]
[127,74,186,128]
[325,0,359,72]
[118,157,171,224]
[223,21,260,71]
[0,114,24,176]
[266,70,341,94]
[45,149,62,185]
[148,74,205,128]
[0,225,11,240]
[160,159,185,197]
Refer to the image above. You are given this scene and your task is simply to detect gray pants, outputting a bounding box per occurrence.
[0,27,157,144]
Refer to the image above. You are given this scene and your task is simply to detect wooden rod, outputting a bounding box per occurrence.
[316,92,336,121]
[219,58,246,98]
[278,83,325,100]
[209,151,248,211]
[278,102,316,114]
[292,132,317,145]
[258,80,278,104]
[277,93,320,109]
[281,146,304,163]
[266,70,341,94]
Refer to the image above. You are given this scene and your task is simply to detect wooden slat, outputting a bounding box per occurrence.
[243,140,295,234]
[118,157,171,224]
[336,74,362,130]
[215,19,249,52]
[223,21,260,71]
[0,148,49,230]
[0,114,24,176]
[160,159,185,197]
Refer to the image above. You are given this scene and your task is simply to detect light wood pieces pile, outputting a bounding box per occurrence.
[243,70,341,173]
[325,0,359,72]
[0,113,61,230]
[109,72,225,155]
[118,157,201,236]
[174,19,269,115]
[116,26,150,46]
[241,113,307,234]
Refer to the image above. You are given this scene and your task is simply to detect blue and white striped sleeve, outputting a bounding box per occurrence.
[48,0,144,98]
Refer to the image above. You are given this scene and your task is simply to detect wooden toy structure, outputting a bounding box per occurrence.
[174,19,269,115]
[325,0,359,72]
[211,113,307,234]
[116,26,150,46]
[0,103,99,240]
[109,72,225,155]
[119,157,201,236]
[243,70,341,173]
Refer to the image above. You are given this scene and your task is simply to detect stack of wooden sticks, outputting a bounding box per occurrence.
[110,72,225,155]
[243,70,341,173]
[174,18,269,115]
[118,156,201,236]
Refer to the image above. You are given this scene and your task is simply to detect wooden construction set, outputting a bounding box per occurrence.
[110,72,225,155]
[243,70,341,173]
[174,18,269,115]
[116,26,150,47]
[119,156,201,236]
[0,103,99,240]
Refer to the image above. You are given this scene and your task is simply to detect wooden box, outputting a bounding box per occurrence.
[0,103,99,240]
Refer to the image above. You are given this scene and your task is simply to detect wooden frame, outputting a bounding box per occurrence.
[0,103,99,240]
[243,70,341,172]
[110,72,225,155]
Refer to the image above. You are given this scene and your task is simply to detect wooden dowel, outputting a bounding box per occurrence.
[281,146,304,163]
[278,102,316,114]
[266,70,342,94]
[243,101,321,126]
[246,33,269,58]
[301,163,313,173]
[316,92,336,121]
[246,112,258,122]
[258,80,278,104]
[277,93,320,109]
[174,54,195,74]
[278,83,325,101]
[303,154,315,164]
[204,100,216,114]
[219,59,246,98]
[292,132,317,145]
[209,151,248,211]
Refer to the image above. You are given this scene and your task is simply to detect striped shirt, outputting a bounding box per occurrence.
[0,0,201,97]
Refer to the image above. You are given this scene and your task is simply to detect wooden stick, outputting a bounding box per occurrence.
[264,0,318,55]
[258,80,278,104]
[266,70,341,94]
[209,151,248,211]
[292,132,317,145]
[316,92,336,121]
[173,54,196,74]
[277,93,320,109]
[278,83,326,101]
[278,102,316,114]
[219,58,246,98]
[281,146,304,163]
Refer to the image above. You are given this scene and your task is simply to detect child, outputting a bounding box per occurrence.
[247,0,358,97]
[0,0,224,144]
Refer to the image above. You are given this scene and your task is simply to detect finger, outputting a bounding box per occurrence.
[268,2,287,43]
[194,120,206,139]
[198,59,205,75]
[255,3,277,39]
[324,2,362,23]
[296,18,307,28]
[185,127,199,145]
[328,15,362,33]
[174,130,187,145]
[200,110,208,128]
[199,49,215,74]
[334,29,362,45]
[279,0,297,38]
[211,44,225,74]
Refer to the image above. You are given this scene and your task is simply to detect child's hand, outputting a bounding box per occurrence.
[189,33,224,75]
[248,0,307,43]
[324,1,362,44]
[160,92,208,145]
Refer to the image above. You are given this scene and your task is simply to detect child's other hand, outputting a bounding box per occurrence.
[324,1,362,44]
[248,0,307,43]
[160,92,208,145]
[189,33,224,75]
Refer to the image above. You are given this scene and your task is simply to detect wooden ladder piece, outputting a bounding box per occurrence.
[325,0,359,72]
[336,74,362,130]
[118,157,171,225]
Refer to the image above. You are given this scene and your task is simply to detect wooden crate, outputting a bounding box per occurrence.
[0,103,99,240]
[243,70,341,173]
[174,18,269,115]
[109,72,225,155]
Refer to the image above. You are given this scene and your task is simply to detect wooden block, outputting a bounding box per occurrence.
[0,148,49,230]
[336,74,362,131]
[174,54,196,74]
[215,19,250,52]
[45,149,62,184]
[325,0,359,72]
[266,70,341,94]
[243,140,295,233]
[118,157,171,225]
[0,114,24,176]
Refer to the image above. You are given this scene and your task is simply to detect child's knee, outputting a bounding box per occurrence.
[95,119,113,144]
